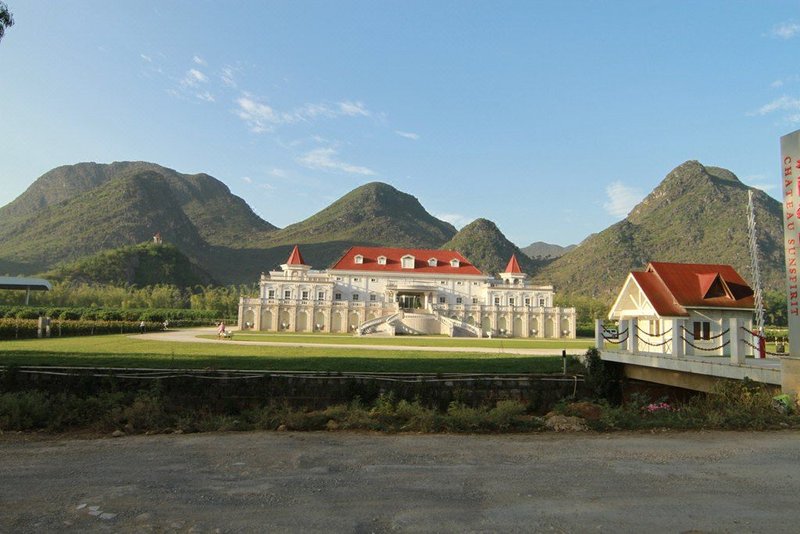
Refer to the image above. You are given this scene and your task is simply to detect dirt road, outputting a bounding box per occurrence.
[2,430,799,532]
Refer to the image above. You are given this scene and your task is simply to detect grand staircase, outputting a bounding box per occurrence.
[356,308,482,337]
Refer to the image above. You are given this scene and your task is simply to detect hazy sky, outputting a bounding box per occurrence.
[1,1,798,246]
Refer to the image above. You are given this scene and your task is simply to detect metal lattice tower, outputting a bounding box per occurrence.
[747,190,765,334]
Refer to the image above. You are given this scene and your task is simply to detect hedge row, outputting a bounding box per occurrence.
[0,318,173,340]
[0,305,232,323]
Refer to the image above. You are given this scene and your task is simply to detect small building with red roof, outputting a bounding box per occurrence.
[238,245,575,338]
[607,262,755,357]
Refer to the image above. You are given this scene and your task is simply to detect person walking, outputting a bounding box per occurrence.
[139,320,145,334]
[217,321,226,339]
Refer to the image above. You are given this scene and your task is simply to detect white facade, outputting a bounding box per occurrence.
[238,246,576,338]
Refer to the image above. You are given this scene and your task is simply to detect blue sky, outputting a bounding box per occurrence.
[1,1,799,247]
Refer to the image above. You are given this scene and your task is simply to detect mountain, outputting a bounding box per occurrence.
[442,218,539,276]
[534,161,784,299]
[46,242,216,286]
[0,165,461,283]
[522,241,576,260]
[0,161,277,246]
[0,171,209,274]
[271,182,456,247]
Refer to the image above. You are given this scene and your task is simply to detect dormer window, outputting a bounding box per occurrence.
[354,254,364,264]
[377,256,387,265]
[450,259,460,268]
[428,257,438,267]
[401,255,415,269]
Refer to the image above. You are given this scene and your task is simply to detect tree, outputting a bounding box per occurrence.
[0,2,13,42]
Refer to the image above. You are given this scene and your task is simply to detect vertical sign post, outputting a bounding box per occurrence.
[780,130,800,357]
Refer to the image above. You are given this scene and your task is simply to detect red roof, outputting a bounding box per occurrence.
[631,262,754,316]
[504,254,522,274]
[330,246,484,275]
[285,245,306,265]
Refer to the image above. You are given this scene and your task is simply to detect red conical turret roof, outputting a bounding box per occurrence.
[504,254,522,274]
[286,245,306,265]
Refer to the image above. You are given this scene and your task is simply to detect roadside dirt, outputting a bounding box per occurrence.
[2,430,799,532]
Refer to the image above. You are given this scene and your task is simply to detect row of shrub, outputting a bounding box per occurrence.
[0,318,167,340]
[0,305,233,323]
[0,390,542,434]
[1,381,795,434]
[554,379,798,431]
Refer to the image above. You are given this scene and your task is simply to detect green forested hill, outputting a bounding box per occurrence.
[0,161,277,246]
[0,171,208,273]
[271,182,456,248]
[533,161,784,298]
[46,242,216,286]
[0,165,460,283]
[442,218,539,276]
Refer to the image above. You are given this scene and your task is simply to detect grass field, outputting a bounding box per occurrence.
[205,332,594,350]
[0,335,570,373]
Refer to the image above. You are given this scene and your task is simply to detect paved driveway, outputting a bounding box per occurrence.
[140,327,586,356]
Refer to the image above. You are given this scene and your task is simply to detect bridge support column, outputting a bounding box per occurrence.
[627,318,637,354]
[729,317,745,364]
[780,357,800,398]
[595,319,604,348]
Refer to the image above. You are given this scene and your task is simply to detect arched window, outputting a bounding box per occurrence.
[428,257,437,267]
[354,254,364,264]
[401,255,415,269]
[450,259,460,268]
[377,256,387,265]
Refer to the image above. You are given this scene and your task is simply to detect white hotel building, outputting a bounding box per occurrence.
[238,245,576,338]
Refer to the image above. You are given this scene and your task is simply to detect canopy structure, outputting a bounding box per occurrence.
[0,276,52,305]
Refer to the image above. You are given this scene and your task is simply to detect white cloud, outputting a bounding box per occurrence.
[750,95,800,117]
[435,213,471,229]
[193,55,207,66]
[603,181,642,218]
[140,54,152,63]
[196,90,215,102]
[297,147,375,176]
[182,68,208,87]
[235,95,282,132]
[221,66,237,88]
[234,94,372,133]
[771,79,784,89]
[269,168,288,178]
[395,130,420,140]
[772,21,800,39]
[338,101,370,117]
[241,176,253,184]
[743,174,778,193]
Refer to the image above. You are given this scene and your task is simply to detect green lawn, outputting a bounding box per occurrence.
[0,335,568,373]
[212,332,594,349]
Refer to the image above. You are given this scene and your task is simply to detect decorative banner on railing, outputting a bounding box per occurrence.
[781,129,800,357]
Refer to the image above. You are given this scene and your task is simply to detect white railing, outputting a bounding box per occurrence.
[355,311,403,336]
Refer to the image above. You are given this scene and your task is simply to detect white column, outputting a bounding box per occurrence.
[595,319,604,348]
[627,318,637,354]
[672,318,684,358]
[729,317,744,364]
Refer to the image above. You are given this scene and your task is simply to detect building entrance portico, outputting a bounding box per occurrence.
[397,293,424,310]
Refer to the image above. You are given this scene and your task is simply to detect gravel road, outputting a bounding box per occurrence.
[2,430,799,533]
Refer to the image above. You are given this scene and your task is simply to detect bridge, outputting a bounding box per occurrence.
[595,319,800,394]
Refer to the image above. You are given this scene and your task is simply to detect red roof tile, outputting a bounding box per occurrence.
[330,246,484,275]
[504,254,522,274]
[285,245,306,265]
[632,262,754,316]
